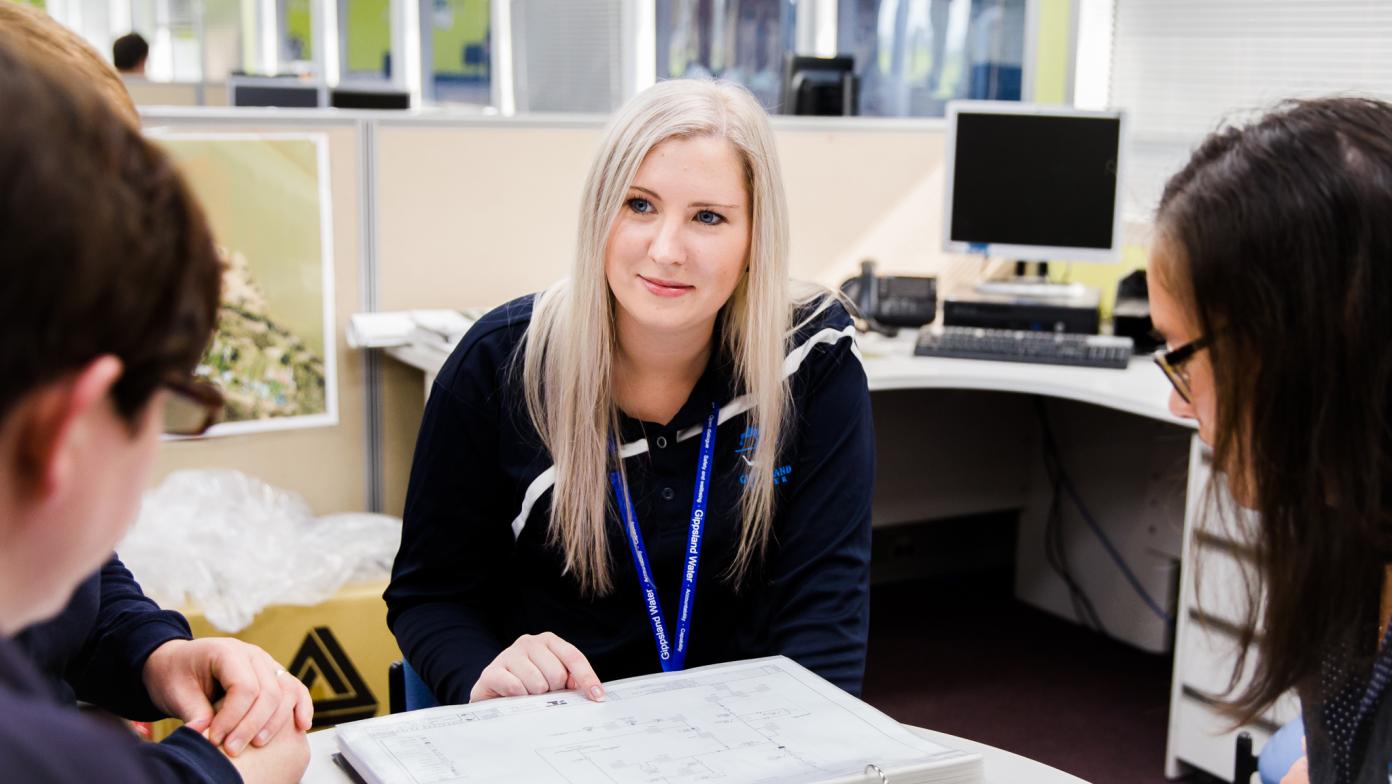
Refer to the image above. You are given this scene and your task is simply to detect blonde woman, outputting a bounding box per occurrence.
[386,79,874,705]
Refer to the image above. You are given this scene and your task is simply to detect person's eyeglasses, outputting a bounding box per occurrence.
[1152,336,1210,405]
[162,375,225,436]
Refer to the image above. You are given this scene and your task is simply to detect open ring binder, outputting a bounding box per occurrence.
[334,657,982,784]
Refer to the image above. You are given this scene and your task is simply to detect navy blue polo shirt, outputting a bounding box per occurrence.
[386,294,874,705]
[6,555,238,783]
[0,634,235,782]
[16,555,194,721]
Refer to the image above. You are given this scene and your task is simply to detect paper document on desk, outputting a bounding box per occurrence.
[336,656,981,784]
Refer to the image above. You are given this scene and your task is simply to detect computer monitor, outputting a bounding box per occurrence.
[781,55,857,116]
[330,87,411,110]
[942,101,1126,263]
[228,76,323,108]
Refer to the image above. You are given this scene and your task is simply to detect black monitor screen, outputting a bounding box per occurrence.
[949,112,1119,251]
[331,89,410,110]
[234,85,319,108]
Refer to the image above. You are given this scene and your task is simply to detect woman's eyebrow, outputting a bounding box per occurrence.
[630,184,740,210]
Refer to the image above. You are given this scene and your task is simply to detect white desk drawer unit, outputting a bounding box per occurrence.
[1166,439,1299,780]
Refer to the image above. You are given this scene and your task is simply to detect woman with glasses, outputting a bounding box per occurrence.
[1148,97,1392,784]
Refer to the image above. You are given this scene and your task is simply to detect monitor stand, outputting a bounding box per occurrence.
[976,261,1094,301]
[975,279,1090,300]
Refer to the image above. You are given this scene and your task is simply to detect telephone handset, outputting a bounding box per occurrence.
[840,260,937,335]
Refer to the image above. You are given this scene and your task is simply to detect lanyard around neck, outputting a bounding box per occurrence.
[609,402,720,672]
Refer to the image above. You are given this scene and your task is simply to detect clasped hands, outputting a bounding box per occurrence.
[142,637,312,757]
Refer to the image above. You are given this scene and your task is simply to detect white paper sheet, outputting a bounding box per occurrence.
[337,656,980,784]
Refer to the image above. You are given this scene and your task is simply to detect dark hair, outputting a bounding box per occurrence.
[112,32,149,72]
[0,40,221,424]
[0,4,139,127]
[1156,97,1392,720]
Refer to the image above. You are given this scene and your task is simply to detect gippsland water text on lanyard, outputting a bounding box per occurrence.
[609,402,719,672]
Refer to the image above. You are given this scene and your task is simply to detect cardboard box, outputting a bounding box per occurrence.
[148,579,400,739]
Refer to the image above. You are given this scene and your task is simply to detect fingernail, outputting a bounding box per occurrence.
[226,739,243,755]
[589,686,605,701]
[255,730,270,746]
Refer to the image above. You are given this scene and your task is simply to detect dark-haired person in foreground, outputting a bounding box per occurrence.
[1149,96,1392,784]
[0,6,313,782]
[0,34,307,784]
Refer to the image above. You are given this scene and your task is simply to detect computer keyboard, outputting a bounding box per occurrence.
[914,326,1135,369]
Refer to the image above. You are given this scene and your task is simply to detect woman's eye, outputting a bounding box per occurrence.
[627,197,654,214]
[695,210,725,226]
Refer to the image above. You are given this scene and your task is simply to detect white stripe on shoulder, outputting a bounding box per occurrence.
[511,465,555,538]
[782,323,861,379]
[508,323,859,537]
[509,438,649,538]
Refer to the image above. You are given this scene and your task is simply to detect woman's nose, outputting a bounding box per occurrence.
[648,217,687,265]
[1168,388,1196,421]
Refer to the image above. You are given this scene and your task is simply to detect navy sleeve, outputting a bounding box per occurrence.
[0,701,239,783]
[67,555,193,719]
[385,378,517,706]
[765,317,874,695]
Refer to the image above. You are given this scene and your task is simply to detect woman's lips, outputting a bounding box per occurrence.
[639,275,692,298]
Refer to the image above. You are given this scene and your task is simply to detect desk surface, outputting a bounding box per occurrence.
[387,329,1188,429]
[857,332,1189,427]
[301,723,1088,784]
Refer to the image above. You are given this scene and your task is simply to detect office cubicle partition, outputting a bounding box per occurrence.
[125,81,229,108]
[137,109,969,517]
[140,109,371,516]
[365,114,959,512]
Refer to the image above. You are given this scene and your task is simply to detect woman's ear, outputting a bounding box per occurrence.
[13,356,124,501]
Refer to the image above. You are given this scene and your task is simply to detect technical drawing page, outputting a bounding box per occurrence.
[336,657,980,784]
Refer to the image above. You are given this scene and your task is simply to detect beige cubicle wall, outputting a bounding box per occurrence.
[372,118,608,512]
[132,110,1017,517]
[140,110,369,515]
[125,81,228,108]
[124,79,199,107]
[369,115,967,513]
[372,116,958,309]
[204,82,228,106]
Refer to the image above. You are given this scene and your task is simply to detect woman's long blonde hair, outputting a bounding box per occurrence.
[521,79,801,596]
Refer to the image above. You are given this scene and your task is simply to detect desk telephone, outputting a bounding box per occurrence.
[839,260,937,335]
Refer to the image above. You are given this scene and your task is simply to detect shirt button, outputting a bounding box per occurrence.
[660,487,676,501]
[655,436,668,449]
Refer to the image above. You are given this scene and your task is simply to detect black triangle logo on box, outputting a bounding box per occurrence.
[288,626,377,727]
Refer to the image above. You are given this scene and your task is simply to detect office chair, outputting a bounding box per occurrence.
[1232,720,1305,784]
[387,659,439,713]
[1234,732,1258,784]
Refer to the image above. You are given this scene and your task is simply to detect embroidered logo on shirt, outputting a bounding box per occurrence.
[735,426,759,466]
[736,426,792,486]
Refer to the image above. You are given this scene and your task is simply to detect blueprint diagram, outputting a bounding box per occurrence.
[336,657,980,784]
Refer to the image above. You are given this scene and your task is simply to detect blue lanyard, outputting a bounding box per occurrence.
[609,402,719,672]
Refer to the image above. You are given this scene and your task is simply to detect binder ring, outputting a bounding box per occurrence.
[864,763,889,783]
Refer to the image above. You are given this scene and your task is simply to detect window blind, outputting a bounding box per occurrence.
[1107,0,1392,217]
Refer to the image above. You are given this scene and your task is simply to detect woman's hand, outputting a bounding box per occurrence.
[469,632,605,703]
[1279,756,1308,784]
[1280,738,1309,784]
